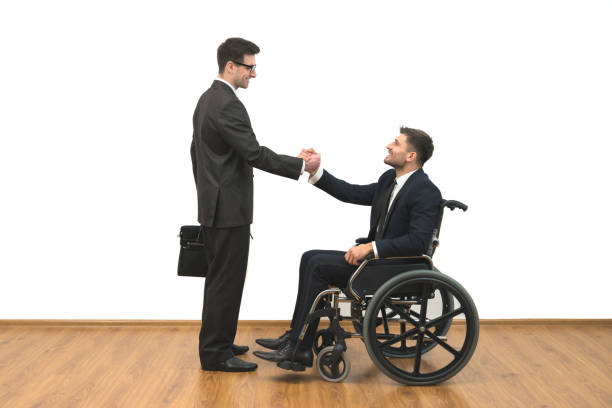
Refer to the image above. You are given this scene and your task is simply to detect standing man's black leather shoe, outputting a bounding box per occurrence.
[255,331,291,350]
[202,356,257,372]
[231,344,249,356]
[253,341,313,367]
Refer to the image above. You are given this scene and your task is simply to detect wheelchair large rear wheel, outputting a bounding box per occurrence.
[352,285,454,358]
[363,270,479,385]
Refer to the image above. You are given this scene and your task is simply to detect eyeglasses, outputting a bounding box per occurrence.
[231,60,256,73]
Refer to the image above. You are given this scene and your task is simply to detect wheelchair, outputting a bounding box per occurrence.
[284,200,479,385]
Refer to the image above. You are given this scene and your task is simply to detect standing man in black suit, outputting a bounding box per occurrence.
[253,128,442,370]
[190,38,320,372]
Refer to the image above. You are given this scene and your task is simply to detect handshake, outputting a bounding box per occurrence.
[297,148,321,176]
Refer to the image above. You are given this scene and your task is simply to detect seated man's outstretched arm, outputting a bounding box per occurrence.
[309,168,378,206]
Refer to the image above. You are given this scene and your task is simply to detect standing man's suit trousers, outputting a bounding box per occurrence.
[199,225,250,368]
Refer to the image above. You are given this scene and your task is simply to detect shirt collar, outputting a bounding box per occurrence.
[395,169,416,191]
[215,77,237,95]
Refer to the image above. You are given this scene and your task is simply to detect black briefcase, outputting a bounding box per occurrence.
[177,225,208,277]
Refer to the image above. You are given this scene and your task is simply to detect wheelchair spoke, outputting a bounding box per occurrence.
[424,330,461,358]
[424,307,465,329]
[413,334,423,374]
[409,284,431,375]
[381,307,390,335]
[384,302,419,327]
[419,284,430,321]
[377,326,419,349]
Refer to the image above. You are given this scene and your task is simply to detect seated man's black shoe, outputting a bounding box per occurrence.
[202,356,257,372]
[255,331,291,350]
[231,344,249,356]
[253,341,313,368]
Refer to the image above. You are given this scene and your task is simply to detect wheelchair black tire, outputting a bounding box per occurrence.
[363,269,479,386]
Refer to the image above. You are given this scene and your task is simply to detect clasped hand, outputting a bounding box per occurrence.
[297,147,371,265]
[297,148,321,175]
[344,243,373,266]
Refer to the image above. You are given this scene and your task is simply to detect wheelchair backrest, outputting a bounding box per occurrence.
[426,199,468,258]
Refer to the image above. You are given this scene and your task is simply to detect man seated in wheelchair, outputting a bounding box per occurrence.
[254,127,442,370]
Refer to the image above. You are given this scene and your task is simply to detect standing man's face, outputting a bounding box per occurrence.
[233,54,257,89]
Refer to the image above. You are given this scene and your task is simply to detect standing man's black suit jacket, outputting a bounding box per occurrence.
[314,168,442,258]
[191,80,302,228]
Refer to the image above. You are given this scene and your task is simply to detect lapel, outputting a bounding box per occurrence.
[379,168,423,236]
[371,178,395,232]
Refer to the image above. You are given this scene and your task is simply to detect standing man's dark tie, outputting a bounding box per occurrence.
[375,181,397,240]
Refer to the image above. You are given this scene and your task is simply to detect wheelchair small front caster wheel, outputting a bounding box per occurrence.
[316,346,351,382]
[313,329,335,355]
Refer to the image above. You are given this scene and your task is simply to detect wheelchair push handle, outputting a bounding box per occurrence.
[443,200,468,212]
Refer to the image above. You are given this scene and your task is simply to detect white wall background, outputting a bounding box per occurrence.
[1,0,611,320]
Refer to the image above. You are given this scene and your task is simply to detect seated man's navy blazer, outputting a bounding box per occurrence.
[314,167,442,257]
[253,165,443,367]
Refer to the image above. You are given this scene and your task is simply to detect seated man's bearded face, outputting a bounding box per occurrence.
[384,134,415,168]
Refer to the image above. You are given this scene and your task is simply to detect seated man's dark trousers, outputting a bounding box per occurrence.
[287,249,357,350]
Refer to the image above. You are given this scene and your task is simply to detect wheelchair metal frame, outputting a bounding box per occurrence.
[293,200,479,385]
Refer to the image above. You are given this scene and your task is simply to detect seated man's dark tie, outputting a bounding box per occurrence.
[375,181,397,240]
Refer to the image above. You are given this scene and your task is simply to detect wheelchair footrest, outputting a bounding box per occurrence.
[277,360,307,372]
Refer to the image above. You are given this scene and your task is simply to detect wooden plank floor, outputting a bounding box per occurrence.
[0,324,610,407]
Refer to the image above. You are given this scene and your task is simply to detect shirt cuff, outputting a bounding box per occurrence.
[300,160,305,175]
[308,167,324,184]
[372,241,379,258]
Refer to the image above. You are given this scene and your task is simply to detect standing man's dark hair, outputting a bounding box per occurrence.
[190,38,319,373]
[217,38,260,74]
[400,127,434,166]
